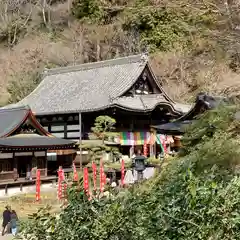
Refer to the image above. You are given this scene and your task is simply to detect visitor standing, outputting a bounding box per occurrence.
[10,210,18,236]
[2,205,11,236]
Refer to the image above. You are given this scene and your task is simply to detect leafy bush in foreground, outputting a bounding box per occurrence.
[19,105,240,239]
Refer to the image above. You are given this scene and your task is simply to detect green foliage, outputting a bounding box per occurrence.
[70,0,222,51]
[146,156,161,165]
[18,186,114,240]
[182,105,240,172]
[19,206,57,240]
[20,105,240,239]
[122,1,220,51]
[7,71,41,104]
[91,115,117,143]
[104,161,131,170]
[71,0,105,22]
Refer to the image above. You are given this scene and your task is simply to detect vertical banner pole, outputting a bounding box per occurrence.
[79,112,82,171]
[63,183,67,198]
[100,159,104,193]
[83,168,89,195]
[36,169,41,201]
[121,159,125,187]
[57,166,63,200]
[73,163,78,181]
[62,169,66,198]
[143,141,148,157]
[92,161,97,191]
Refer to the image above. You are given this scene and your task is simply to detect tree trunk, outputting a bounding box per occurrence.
[96,39,101,61]
[42,0,47,26]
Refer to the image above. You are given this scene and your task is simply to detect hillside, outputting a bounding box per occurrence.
[1,0,240,105]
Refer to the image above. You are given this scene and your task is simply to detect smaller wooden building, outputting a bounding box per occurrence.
[152,93,228,152]
[0,106,77,181]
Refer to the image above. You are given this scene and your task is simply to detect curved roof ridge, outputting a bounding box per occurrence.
[146,60,174,103]
[7,53,191,115]
[0,105,30,112]
[43,53,148,77]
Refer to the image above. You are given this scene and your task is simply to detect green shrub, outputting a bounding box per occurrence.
[122,2,220,51]
[19,105,240,239]
[71,0,105,22]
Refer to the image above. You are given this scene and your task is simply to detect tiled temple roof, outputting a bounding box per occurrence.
[5,54,191,115]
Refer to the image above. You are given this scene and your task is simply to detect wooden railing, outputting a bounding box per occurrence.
[0,171,14,181]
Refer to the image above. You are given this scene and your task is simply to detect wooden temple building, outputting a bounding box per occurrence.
[0,106,76,182]
[5,54,193,156]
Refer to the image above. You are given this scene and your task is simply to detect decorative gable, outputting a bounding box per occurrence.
[123,67,162,96]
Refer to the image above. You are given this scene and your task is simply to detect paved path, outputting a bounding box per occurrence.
[0,234,13,240]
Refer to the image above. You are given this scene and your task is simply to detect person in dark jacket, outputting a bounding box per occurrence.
[2,205,11,236]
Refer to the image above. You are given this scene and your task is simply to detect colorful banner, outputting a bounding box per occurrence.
[35,169,41,201]
[143,142,148,156]
[73,163,78,181]
[121,159,125,186]
[57,167,64,200]
[83,168,89,195]
[117,132,174,148]
[156,134,167,153]
[63,183,68,198]
[148,132,155,145]
[92,161,97,191]
[118,132,151,146]
[100,160,105,193]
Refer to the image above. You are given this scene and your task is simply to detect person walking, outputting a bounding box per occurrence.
[2,205,11,236]
[10,210,18,236]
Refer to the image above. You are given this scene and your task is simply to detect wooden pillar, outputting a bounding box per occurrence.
[150,127,156,157]
[13,152,18,180]
[79,112,82,170]
[45,151,48,177]
[64,123,67,139]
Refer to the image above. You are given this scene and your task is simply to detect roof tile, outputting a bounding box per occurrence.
[14,54,147,114]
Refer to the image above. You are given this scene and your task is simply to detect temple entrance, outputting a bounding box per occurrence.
[16,155,32,178]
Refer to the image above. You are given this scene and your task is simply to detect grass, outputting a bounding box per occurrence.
[0,191,61,220]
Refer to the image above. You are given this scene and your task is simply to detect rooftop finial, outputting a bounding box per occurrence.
[43,67,49,75]
[141,52,148,63]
